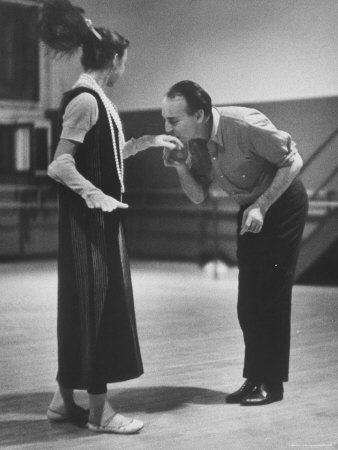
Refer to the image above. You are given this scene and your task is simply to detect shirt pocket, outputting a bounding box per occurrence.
[228,155,263,191]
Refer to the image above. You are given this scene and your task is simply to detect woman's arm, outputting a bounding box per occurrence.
[123,134,183,159]
[48,139,128,212]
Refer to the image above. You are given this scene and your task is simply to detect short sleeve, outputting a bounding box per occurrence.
[60,93,99,143]
[248,124,298,167]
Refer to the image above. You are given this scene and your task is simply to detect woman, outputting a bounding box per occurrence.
[39,0,182,434]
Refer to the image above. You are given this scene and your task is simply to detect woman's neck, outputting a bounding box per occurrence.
[84,71,107,88]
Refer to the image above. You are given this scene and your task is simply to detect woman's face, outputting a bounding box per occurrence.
[106,50,128,87]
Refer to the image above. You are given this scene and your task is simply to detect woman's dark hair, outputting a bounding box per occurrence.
[166,80,212,116]
[38,0,129,70]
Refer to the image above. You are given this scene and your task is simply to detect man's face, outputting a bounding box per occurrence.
[161,96,200,143]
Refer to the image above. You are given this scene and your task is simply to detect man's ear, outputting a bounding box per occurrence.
[195,109,205,123]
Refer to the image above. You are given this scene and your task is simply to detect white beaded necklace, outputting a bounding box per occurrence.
[73,73,125,195]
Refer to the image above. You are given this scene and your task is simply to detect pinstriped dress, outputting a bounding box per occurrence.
[55,87,143,390]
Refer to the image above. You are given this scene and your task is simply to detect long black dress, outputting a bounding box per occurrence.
[55,87,143,390]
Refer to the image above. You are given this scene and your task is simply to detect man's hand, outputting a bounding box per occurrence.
[84,191,129,212]
[163,147,187,168]
[163,147,207,204]
[240,204,265,235]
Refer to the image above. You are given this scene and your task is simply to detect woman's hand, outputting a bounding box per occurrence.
[127,134,183,156]
[151,134,183,150]
[84,191,129,212]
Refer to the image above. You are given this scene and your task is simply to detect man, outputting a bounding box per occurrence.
[162,80,308,406]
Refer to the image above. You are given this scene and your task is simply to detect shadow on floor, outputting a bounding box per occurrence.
[110,385,227,412]
[0,385,226,446]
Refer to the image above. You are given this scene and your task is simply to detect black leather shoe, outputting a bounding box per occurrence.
[225,380,257,404]
[240,383,283,406]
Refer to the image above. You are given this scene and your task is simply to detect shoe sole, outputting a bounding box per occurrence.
[87,421,144,435]
[47,409,71,422]
[240,396,283,406]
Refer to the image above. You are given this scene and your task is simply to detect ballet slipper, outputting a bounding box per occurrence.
[87,412,144,434]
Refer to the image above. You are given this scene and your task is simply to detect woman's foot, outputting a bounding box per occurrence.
[88,393,143,434]
[47,404,89,423]
[47,387,88,424]
[87,413,144,434]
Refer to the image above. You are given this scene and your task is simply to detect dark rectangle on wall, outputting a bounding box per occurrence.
[34,128,49,173]
[0,125,15,174]
[0,2,39,101]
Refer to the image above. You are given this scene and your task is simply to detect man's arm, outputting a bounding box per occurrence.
[176,164,207,204]
[241,152,303,234]
[163,148,207,204]
[256,152,303,213]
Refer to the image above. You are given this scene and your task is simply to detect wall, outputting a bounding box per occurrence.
[48,0,338,111]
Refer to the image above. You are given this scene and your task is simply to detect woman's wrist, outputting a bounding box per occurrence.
[81,185,103,201]
[132,135,152,153]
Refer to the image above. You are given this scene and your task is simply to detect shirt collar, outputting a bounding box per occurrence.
[208,107,223,145]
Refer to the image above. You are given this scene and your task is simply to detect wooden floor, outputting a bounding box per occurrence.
[0,260,337,450]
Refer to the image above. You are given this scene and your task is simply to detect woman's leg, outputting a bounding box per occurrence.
[47,384,88,422]
[86,380,143,433]
[49,385,75,409]
[87,382,114,426]
[87,391,144,433]
[88,393,114,424]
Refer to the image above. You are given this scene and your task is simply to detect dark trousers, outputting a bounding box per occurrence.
[236,178,308,383]
[57,376,107,395]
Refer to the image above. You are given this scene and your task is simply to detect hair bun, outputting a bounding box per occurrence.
[39,0,89,54]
